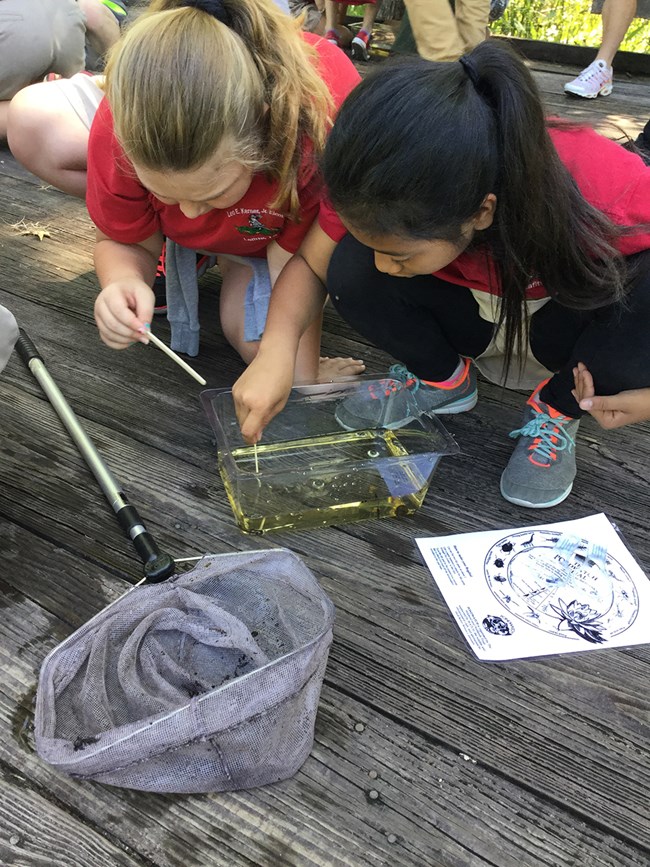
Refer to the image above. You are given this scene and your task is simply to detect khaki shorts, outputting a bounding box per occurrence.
[289,0,324,32]
[0,0,86,99]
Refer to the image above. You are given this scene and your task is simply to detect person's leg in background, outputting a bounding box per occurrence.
[324,0,353,46]
[455,0,491,54]
[8,74,102,196]
[402,0,464,61]
[0,0,85,138]
[564,0,637,98]
[79,0,124,63]
[351,2,379,61]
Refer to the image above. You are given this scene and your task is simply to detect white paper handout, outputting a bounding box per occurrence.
[416,513,649,661]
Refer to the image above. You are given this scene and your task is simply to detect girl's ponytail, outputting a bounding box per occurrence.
[458,41,627,373]
[204,0,334,215]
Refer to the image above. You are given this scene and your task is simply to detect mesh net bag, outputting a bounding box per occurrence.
[34,548,334,793]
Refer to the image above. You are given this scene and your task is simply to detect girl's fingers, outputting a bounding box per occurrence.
[572,362,595,402]
[133,289,155,327]
[96,305,139,347]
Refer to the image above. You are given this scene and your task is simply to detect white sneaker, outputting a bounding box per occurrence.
[564,59,613,99]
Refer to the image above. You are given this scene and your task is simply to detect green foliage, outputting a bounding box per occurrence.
[490,0,650,52]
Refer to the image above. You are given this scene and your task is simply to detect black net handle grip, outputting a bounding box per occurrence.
[15,329,42,365]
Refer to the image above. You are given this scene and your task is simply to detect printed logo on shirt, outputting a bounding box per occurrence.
[235,211,281,240]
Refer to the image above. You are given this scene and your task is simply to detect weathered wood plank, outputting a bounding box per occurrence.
[2,379,650,857]
[0,532,647,867]
[0,765,145,867]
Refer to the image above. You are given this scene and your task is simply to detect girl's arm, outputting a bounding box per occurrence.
[265,239,293,286]
[233,222,337,443]
[572,362,650,429]
[93,229,164,349]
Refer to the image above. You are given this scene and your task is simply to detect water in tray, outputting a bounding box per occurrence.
[219,428,439,533]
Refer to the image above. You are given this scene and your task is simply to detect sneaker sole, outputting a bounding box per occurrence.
[429,390,478,415]
[564,85,612,99]
[499,479,573,509]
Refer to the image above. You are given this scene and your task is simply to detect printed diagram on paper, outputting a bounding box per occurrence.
[416,513,649,661]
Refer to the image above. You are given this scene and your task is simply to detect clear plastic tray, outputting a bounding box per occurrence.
[201,377,459,534]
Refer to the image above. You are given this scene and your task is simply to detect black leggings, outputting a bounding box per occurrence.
[327,234,650,417]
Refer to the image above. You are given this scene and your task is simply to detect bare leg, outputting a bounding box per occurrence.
[218,257,259,363]
[79,0,121,58]
[7,82,89,197]
[361,2,378,35]
[324,0,339,36]
[218,257,365,381]
[597,0,637,66]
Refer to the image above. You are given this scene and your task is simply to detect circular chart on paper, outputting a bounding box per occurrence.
[483,529,638,643]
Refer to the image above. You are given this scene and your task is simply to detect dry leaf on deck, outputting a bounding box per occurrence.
[10,218,52,241]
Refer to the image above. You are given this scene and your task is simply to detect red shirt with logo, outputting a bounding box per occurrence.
[86,35,360,257]
[319,124,650,299]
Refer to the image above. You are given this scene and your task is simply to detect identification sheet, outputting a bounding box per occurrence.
[416,513,650,660]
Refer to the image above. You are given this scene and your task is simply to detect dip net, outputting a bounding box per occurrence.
[34,549,334,793]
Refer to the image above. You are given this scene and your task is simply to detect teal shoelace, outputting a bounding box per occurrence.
[389,364,420,392]
[509,412,576,462]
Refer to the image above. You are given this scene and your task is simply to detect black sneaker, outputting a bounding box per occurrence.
[351,35,371,62]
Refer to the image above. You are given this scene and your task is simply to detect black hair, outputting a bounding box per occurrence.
[181,0,232,25]
[322,41,630,377]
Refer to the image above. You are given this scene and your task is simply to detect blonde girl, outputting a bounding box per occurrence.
[86,0,363,377]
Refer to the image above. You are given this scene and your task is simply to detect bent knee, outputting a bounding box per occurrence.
[8,82,89,179]
[7,85,54,160]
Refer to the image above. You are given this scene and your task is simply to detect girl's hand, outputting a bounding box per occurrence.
[94,280,155,349]
[233,353,295,444]
[572,362,650,429]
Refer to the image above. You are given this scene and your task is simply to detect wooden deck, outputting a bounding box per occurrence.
[1,57,650,867]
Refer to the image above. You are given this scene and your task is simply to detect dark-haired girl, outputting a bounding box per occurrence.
[233,40,650,509]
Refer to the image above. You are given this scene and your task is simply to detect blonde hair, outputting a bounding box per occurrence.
[104,0,334,217]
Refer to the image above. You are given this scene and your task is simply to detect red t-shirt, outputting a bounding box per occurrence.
[319,124,650,298]
[87,35,360,257]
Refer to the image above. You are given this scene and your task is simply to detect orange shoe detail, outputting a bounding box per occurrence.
[422,358,471,391]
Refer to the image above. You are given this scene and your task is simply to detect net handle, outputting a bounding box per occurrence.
[16,329,175,583]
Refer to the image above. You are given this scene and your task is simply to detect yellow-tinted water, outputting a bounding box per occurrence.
[219,428,437,533]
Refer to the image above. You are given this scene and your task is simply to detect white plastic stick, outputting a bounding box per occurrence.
[146,331,206,386]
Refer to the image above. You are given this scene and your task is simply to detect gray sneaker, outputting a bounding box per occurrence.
[500,384,580,508]
[335,360,477,430]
